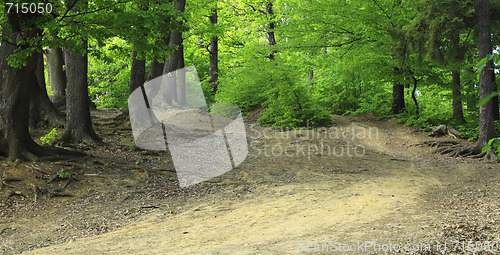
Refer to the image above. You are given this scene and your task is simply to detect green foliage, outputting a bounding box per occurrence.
[88,37,132,108]
[482,138,500,157]
[40,128,62,145]
[57,170,71,179]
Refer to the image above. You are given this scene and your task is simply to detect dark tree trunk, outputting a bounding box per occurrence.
[449,31,466,123]
[266,1,277,60]
[392,84,406,114]
[0,15,75,161]
[392,68,406,114]
[451,69,466,123]
[0,25,41,161]
[209,8,219,95]
[477,0,494,148]
[492,68,499,121]
[411,73,419,115]
[147,58,165,81]
[29,52,65,128]
[128,49,146,96]
[46,47,67,108]
[62,43,101,144]
[163,0,186,106]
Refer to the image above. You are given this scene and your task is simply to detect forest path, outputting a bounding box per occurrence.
[20,113,500,254]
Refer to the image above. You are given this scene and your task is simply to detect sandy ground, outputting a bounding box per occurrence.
[2,112,499,255]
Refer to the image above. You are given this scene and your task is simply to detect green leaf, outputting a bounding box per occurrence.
[493,54,500,65]
[488,138,495,146]
[481,145,491,153]
[477,92,500,107]
[477,54,494,80]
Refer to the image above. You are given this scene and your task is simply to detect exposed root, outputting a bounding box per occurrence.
[422,140,499,161]
[421,140,460,147]
[425,125,460,138]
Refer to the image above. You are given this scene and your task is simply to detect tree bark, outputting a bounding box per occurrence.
[62,43,101,144]
[266,1,277,60]
[209,8,219,95]
[128,49,146,96]
[147,58,165,81]
[451,69,466,123]
[492,68,499,121]
[29,51,65,128]
[0,25,41,161]
[46,47,67,108]
[163,0,186,106]
[477,0,494,148]
[0,14,74,161]
[449,31,466,123]
[392,68,406,114]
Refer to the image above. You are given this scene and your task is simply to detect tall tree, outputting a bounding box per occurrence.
[61,0,101,143]
[164,0,187,106]
[477,0,494,148]
[129,49,146,96]
[62,41,101,143]
[46,47,67,108]
[0,11,72,161]
[209,7,219,94]
[29,52,65,128]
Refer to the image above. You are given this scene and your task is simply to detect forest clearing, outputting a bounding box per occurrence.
[1,0,500,254]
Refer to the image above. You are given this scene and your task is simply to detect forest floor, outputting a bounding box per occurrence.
[1,109,500,255]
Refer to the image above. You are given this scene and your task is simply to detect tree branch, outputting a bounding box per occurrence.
[63,1,129,19]
[371,0,395,27]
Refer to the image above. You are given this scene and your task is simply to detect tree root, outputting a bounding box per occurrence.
[422,140,499,161]
[425,125,460,138]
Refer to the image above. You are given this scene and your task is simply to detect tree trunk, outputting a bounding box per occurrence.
[147,58,165,81]
[266,1,277,60]
[163,0,186,106]
[392,68,406,114]
[129,49,146,96]
[62,43,101,144]
[0,14,74,161]
[411,73,419,115]
[209,8,219,95]
[29,51,65,128]
[0,25,41,161]
[46,47,67,108]
[477,0,494,148]
[451,69,466,123]
[492,69,499,121]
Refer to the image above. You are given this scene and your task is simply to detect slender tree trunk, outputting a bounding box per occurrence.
[477,0,494,148]
[209,8,219,95]
[46,47,67,108]
[29,52,65,128]
[492,68,499,121]
[129,49,146,96]
[62,42,101,144]
[410,70,419,115]
[452,69,466,123]
[163,0,186,106]
[392,68,406,114]
[449,32,466,123]
[266,1,276,60]
[148,58,165,81]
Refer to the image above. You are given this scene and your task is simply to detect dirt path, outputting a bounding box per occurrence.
[5,113,500,254]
